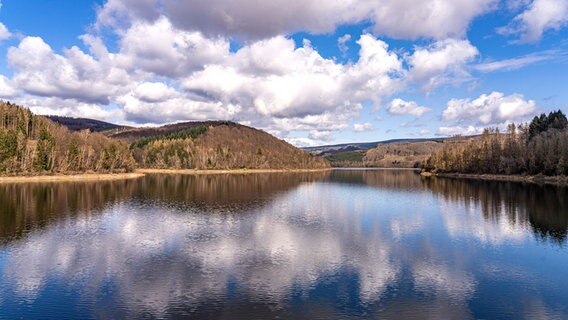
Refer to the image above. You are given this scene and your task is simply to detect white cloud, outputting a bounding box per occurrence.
[133,82,178,103]
[442,91,537,125]
[308,130,334,142]
[437,125,484,136]
[353,123,375,132]
[95,0,497,40]
[407,39,479,92]
[500,0,568,42]
[338,34,352,54]
[387,98,431,117]
[475,51,557,72]
[115,17,229,78]
[181,34,403,131]
[0,75,17,98]
[367,0,497,39]
[95,0,159,30]
[0,22,10,42]
[16,96,124,123]
[7,36,132,104]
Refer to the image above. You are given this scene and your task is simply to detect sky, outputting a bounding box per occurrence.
[0,0,567,147]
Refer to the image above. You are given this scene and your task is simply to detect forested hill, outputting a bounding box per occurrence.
[424,110,568,176]
[0,102,329,175]
[0,101,135,175]
[47,116,130,133]
[122,122,330,170]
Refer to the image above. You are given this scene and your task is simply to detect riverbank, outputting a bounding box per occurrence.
[137,168,332,175]
[0,172,145,184]
[421,171,568,186]
[0,168,333,183]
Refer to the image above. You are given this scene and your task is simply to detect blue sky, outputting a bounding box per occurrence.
[0,0,567,146]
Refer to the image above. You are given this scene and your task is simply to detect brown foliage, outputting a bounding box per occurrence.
[0,101,135,176]
[132,124,330,170]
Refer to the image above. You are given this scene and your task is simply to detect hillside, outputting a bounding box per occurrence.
[0,102,135,176]
[425,111,568,176]
[363,141,445,168]
[30,106,329,171]
[305,138,445,157]
[47,116,131,133]
[305,138,448,168]
[125,122,329,170]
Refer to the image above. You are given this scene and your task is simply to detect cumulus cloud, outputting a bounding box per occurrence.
[387,98,431,117]
[115,17,229,78]
[15,96,124,123]
[367,0,497,39]
[437,126,484,136]
[500,0,568,42]
[7,36,132,104]
[181,34,403,130]
[95,0,160,30]
[95,0,497,40]
[442,92,537,125]
[407,39,479,92]
[0,75,17,98]
[353,123,375,132]
[308,130,334,142]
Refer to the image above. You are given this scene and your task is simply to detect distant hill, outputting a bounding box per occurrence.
[123,121,329,170]
[304,138,447,168]
[304,138,445,157]
[45,113,329,171]
[363,141,445,168]
[47,116,131,133]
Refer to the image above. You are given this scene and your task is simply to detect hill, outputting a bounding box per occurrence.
[363,141,445,168]
[47,116,131,133]
[24,106,329,171]
[304,138,445,157]
[122,121,329,170]
[305,138,448,168]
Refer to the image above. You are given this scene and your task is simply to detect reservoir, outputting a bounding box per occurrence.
[0,170,567,319]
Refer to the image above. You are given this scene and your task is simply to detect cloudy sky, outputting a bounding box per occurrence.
[0,0,567,146]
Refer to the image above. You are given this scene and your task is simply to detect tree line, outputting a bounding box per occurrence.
[424,110,568,176]
[0,101,328,176]
[0,101,135,175]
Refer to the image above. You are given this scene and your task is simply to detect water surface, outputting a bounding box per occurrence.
[0,170,567,319]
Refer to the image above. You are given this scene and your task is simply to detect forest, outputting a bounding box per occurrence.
[0,101,328,176]
[424,110,568,176]
[0,101,135,175]
[130,124,329,170]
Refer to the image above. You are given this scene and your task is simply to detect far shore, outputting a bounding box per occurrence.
[421,171,568,186]
[0,172,146,184]
[137,168,332,175]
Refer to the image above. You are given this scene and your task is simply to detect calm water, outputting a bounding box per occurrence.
[0,170,567,319]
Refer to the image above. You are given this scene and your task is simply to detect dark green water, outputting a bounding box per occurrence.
[0,170,567,319]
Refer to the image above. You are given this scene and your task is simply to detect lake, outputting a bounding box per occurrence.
[0,170,567,319]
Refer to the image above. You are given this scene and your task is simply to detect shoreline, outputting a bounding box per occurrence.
[0,172,145,184]
[0,168,332,183]
[137,168,332,175]
[422,172,568,186]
